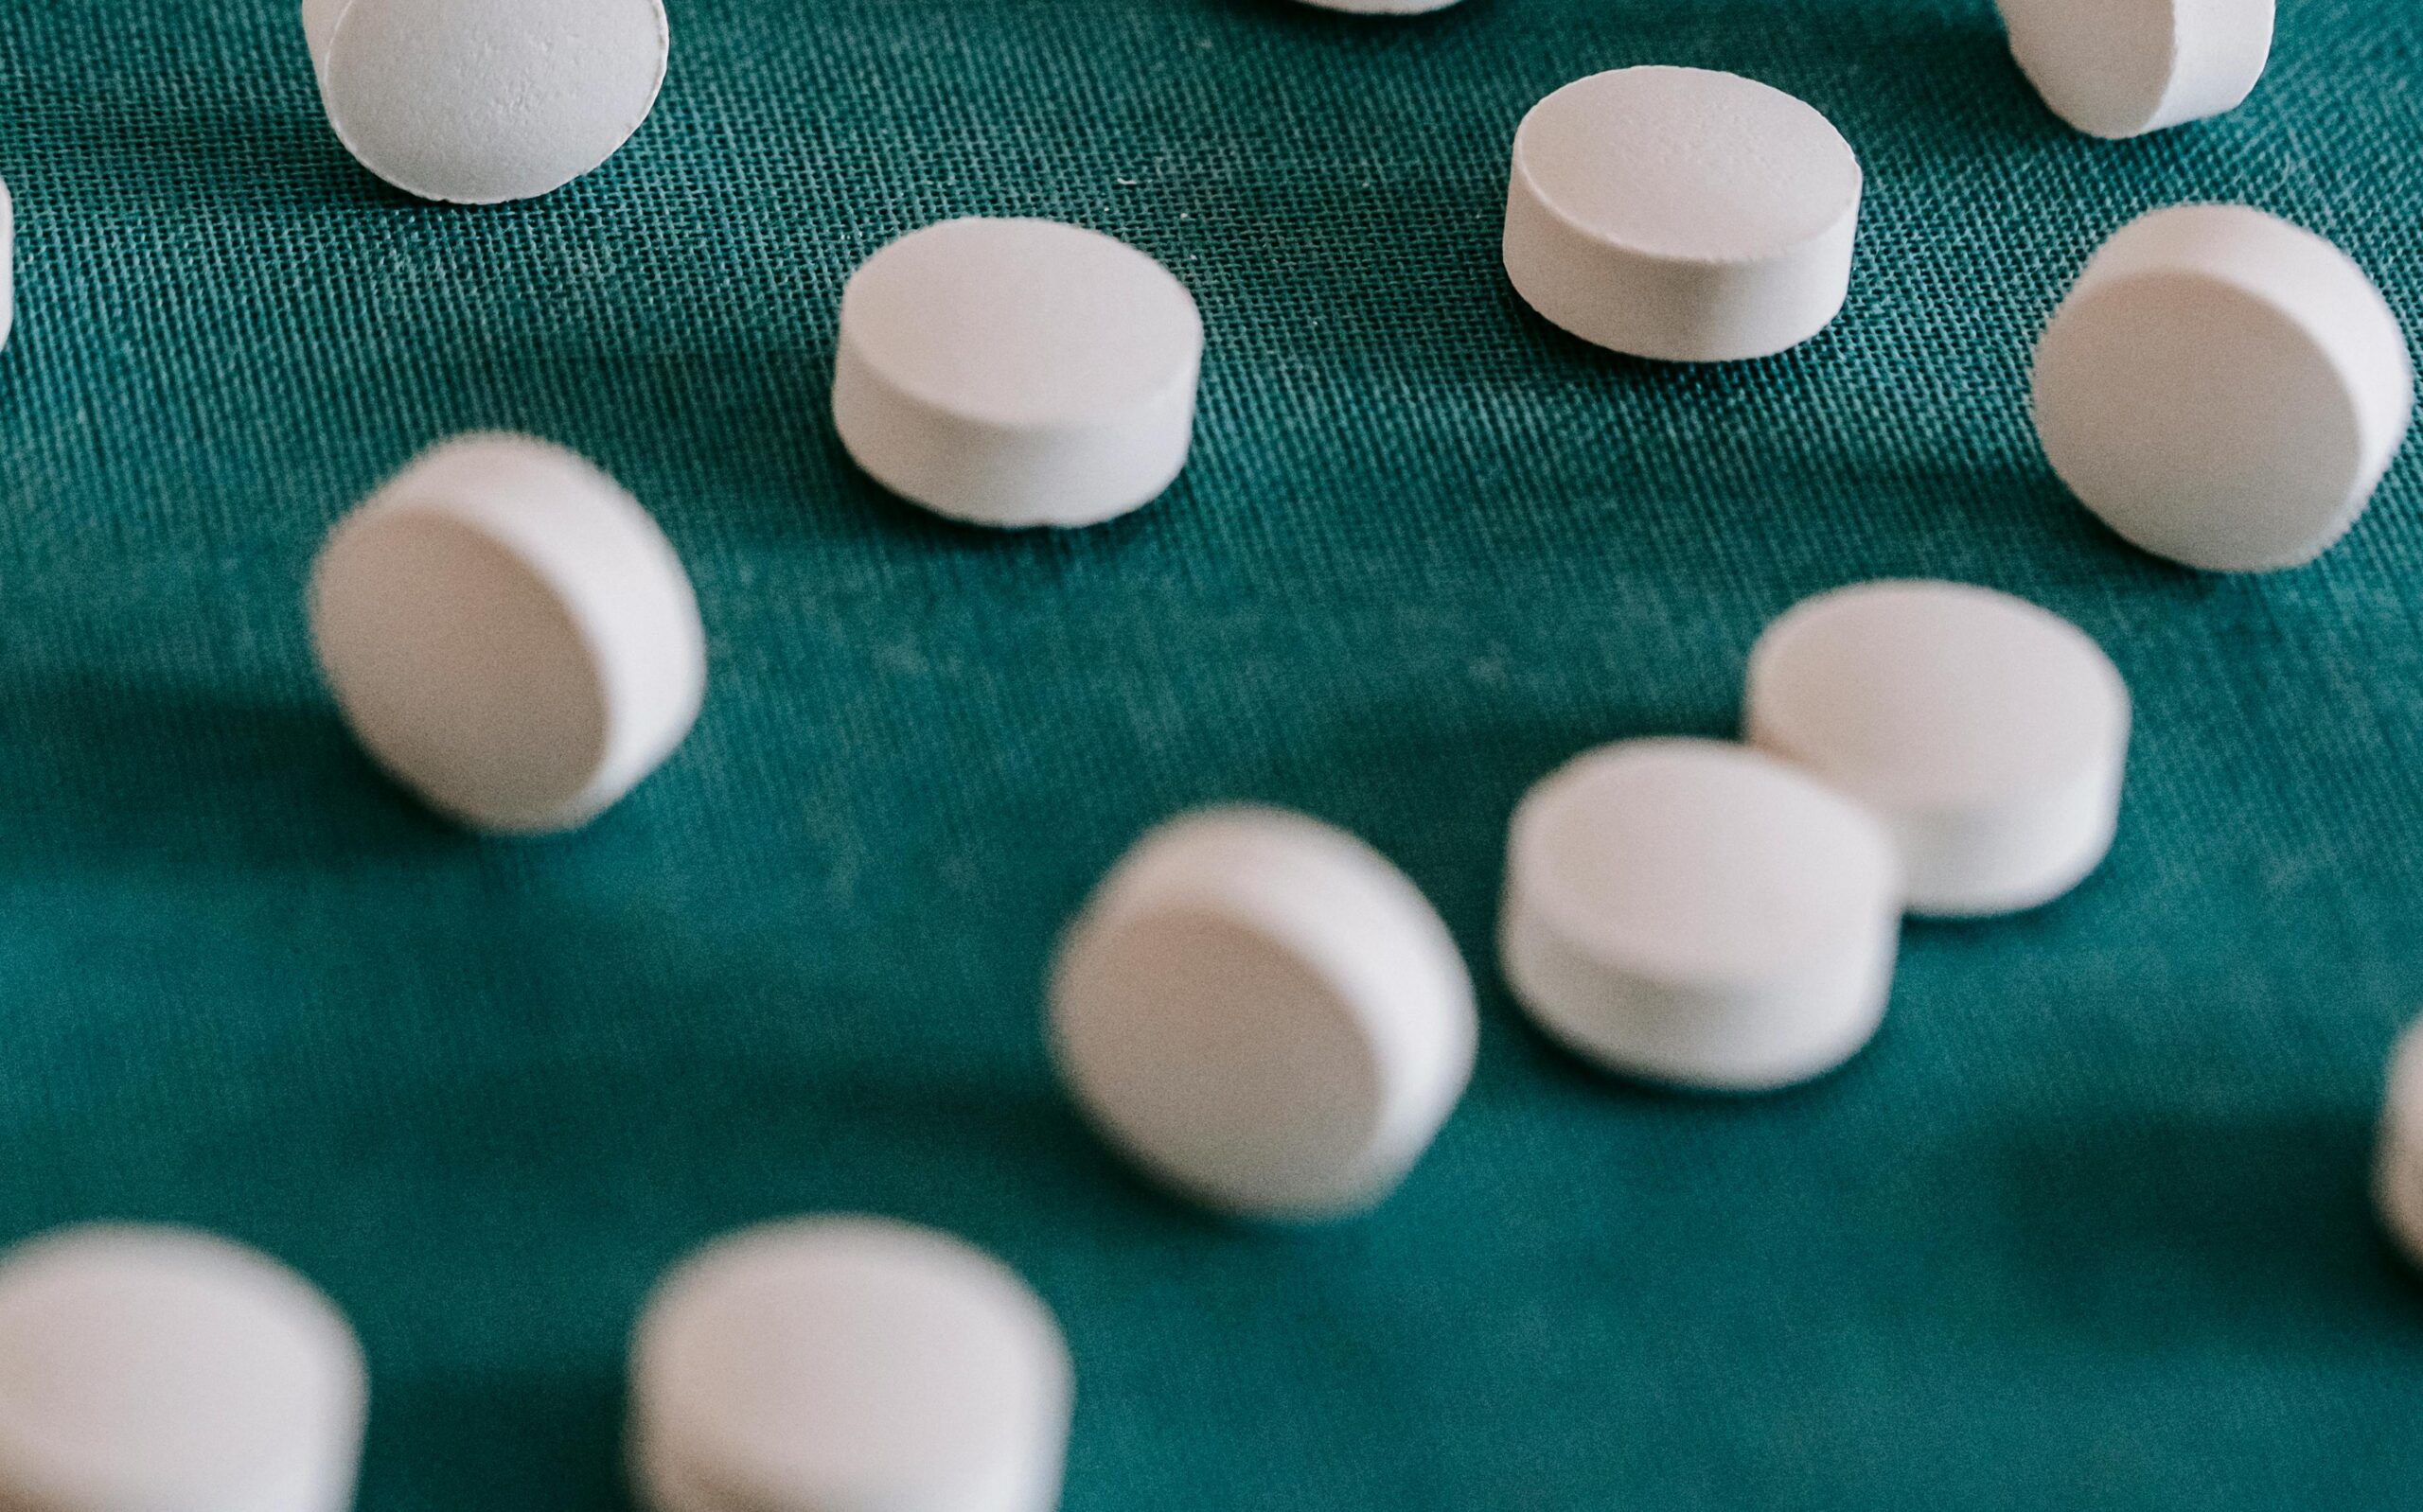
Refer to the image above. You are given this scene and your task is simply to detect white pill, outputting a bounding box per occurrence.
[2033,204,2414,572]
[301,0,668,204]
[1049,807,1477,1221]
[1998,0,2273,139]
[0,1225,366,1512]
[628,1217,1071,1512]
[2379,1018,2423,1271]
[832,218,1203,529]
[1746,581,2131,918]
[310,432,705,834]
[1501,740,1901,1092]
[0,177,13,354]
[1502,66,1862,363]
[1291,0,1461,12]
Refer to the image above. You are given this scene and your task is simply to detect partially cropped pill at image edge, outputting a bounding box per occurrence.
[628,1217,1071,1512]
[1050,806,1477,1221]
[833,217,1204,529]
[1746,580,2131,918]
[1997,0,2274,139]
[2379,1018,2423,1269]
[302,0,668,204]
[1504,66,1863,362]
[309,432,706,834]
[2033,203,2414,572]
[0,1224,367,1512]
[1,176,14,353]
[1501,739,1902,1091]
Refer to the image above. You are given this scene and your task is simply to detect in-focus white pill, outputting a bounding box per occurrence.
[628,1217,1071,1512]
[301,0,668,203]
[1503,66,1863,362]
[1501,739,1901,1091]
[1050,807,1477,1221]
[2379,1018,2423,1270]
[0,1225,366,1512]
[2033,204,2414,572]
[833,218,1203,529]
[310,432,706,834]
[1998,0,2273,138]
[1746,581,2131,918]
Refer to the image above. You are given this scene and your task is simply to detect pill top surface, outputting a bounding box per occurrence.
[840,218,1203,430]
[1998,0,2273,138]
[1513,67,1861,264]
[312,0,668,204]
[0,1225,364,1509]
[1747,581,2130,813]
[1510,741,1899,989]
[632,1218,1070,1512]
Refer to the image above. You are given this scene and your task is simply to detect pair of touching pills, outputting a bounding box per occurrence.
[1504,66,1863,362]
[1051,808,1477,1222]
[1998,0,2273,138]
[310,433,706,834]
[302,0,669,203]
[0,1225,366,1512]
[2034,204,2414,572]
[629,1218,1071,1512]
[834,218,1205,530]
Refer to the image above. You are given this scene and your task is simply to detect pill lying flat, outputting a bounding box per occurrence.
[628,1218,1071,1512]
[833,218,1203,529]
[0,1225,366,1512]
[1997,0,2273,138]
[310,432,705,834]
[1503,66,1863,362]
[302,0,668,203]
[2033,204,2414,572]
[1501,740,1901,1091]
[2379,1018,2423,1270]
[1051,807,1476,1221]
[1746,581,2131,918]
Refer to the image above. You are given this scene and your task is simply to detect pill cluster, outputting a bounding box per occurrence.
[0,0,2416,1503]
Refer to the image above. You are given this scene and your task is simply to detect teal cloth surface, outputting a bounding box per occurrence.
[2,0,2421,1505]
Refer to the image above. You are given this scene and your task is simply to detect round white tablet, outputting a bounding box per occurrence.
[1998,0,2273,138]
[1501,740,1901,1092]
[2379,1017,2423,1270]
[1746,581,2131,918]
[0,177,13,354]
[0,1225,366,1512]
[1503,67,1863,363]
[302,0,668,204]
[628,1218,1071,1512]
[1292,0,1460,11]
[832,218,1203,529]
[1050,807,1477,1221]
[309,432,706,835]
[2033,204,2414,572]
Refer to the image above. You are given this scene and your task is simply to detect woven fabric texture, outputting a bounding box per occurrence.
[2,0,2421,1506]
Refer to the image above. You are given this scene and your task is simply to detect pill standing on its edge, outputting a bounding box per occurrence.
[0,1225,367,1512]
[301,0,668,204]
[2033,204,2414,572]
[1997,0,2273,139]
[1,176,13,352]
[1747,581,2131,918]
[309,432,706,834]
[628,1218,1072,1512]
[1051,806,1477,1221]
[1502,739,1902,1092]
[833,218,1204,529]
[2379,1018,2423,1270]
[1503,66,1863,363]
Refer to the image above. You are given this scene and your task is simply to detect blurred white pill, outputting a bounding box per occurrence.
[833,218,1203,529]
[310,432,705,834]
[302,0,668,203]
[2379,1018,2423,1270]
[2033,204,2414,572]
[1503,67,1862,362]
[1292,0,1461,11]
[1501,740,1901,1091]
[0,176,13,353]
[1998,0,2273,138]
[1050,807,1476,1221]
[0,1225,366,1512]
[628,1218,1071,1512]
[1746,581,2131,918]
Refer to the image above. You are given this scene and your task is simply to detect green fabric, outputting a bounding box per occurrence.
[2,0,2419,1505]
